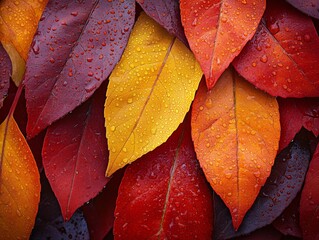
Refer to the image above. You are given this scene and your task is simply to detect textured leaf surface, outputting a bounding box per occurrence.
[0,0,48,84]
[300,144,319,240]
[114,118,213,239]
[0,44,11,109]
[214,132,310,239]
[233,0,319,97]
[191,68,280,229]
[105,13,202,176]
[286,0,319,19]
[279,98,319,151]
[25,0,135,138]
[42,85,109,220]
[180,0,265,89]
[0,117,40,239]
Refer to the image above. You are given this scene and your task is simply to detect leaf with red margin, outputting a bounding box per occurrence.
[114,117,213,239]
[83,170,123,240]
[214,130,311,239]
[233,0,319,98]
[42,83,109,220]
[24,0,135,138]
[136,0,187,44]
[286,0,319,19]
[278,98,319,151]
[180,0,265,89]
[0,44,11,109]
[300,144,319,240]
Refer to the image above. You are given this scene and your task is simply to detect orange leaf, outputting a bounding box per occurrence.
[180,0,265,89]
[191,68,280,229]
[0,117,40,239]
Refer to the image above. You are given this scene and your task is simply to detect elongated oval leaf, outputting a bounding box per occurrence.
[42,85,109,220]
[0,44,11,108]
[114,117,213,239]
[180,0,265,89]
[233,0,319,97]
[105,12,202,176]
[25,0,135,138]
[191,68,280,229]
[0,117,40,239]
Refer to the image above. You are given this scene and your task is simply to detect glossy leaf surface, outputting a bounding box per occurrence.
[192,68,280,229]
[114,118,213,239]
[0,117,40,239]
[300,144,319,240]
[286,0,319,19]
[25,0,135,138]
[233,0,319,97]
[42,85,109,220]
[105,13,202,176]
[180,0,265,89]
[0,44,11,108]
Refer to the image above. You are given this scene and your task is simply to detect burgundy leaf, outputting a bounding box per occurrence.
[24,0,135,138]
[232,225,282,240]
[42,83,109,220]
[214,130,311,239]
[136,0,187,44]
[114,117,213,239]
[279,98,319,151]
[0,43,11,109]
[286,0,319,19]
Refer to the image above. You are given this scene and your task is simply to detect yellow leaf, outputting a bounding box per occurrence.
[0,117,40,239]
[0,0,48,85]
[104,12,202,176]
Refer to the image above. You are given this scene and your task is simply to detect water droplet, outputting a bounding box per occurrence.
[260,54,268,63]
[268,22,280,35]
[110,126,116,132]
[304,34,311,42]
[127,98,133,104]
[71,11,78,17]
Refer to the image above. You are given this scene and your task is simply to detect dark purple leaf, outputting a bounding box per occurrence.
[0,43,11,109]
[286,0,319,19]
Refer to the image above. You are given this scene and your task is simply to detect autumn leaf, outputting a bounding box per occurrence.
[105,12,202,176]
[300,144,319,240]
[42,84,109,220]
[0,117,40,239]
[0,0,48,84]
[24,0,135,138]
[233,0,319,98]
[191,68,280,229]
[286,0,319,19]
[180,0,265,89]
[0,44,11,109]
[113,117,213,239]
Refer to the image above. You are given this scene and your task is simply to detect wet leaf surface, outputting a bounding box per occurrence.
[0,44,11,109]
[286,0,319,19]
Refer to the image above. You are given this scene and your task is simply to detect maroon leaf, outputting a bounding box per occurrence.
[233,0,319,98]
[0,43,11,109]
[286,0,319,19]
[214,130,311,239]
[42,83,109,220]
[114,117,213,239]
[232,225,282,240]
[300,144,319,240]
[279,97,319,151]
[24,0,135,138]
[136,0,187,44]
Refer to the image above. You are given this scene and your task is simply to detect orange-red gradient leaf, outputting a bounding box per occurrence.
[191,68,280,229]
[0,117,40,239]
[180,0,265,89]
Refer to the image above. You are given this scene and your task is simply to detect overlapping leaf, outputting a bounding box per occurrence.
[180,0,265,89]
[0,117,40,239]
[114,117,213,239]
[25,0,135,138]
[42,85,109,220]
[233,0,319,97]
[192,68,280,229]
[0,44,11,108]
[286,0,319,19]
[105,13,202,176]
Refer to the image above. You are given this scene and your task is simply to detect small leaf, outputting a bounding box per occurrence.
[25,0,135,138]
[233,0,319,97]
[42,84,109,220]
[105,12,202,176]
[113,117,213,239]
[191,68,280,229]
[300,144,319,240]
[0,117,40,239]
[0,44,11,109]
[180,0,265,89]
[286,0,319,19]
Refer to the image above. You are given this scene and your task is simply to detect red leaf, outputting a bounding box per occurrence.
[42,84,109,220]
[279,98,319,151]
[180,0,265,89]
[233,0,319,97]
[114,117,213,239]
[24,0,135,138]
[0,43,11,109]
[136,0,187,44]
[300,144,319,240]
[286,0,319,19]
